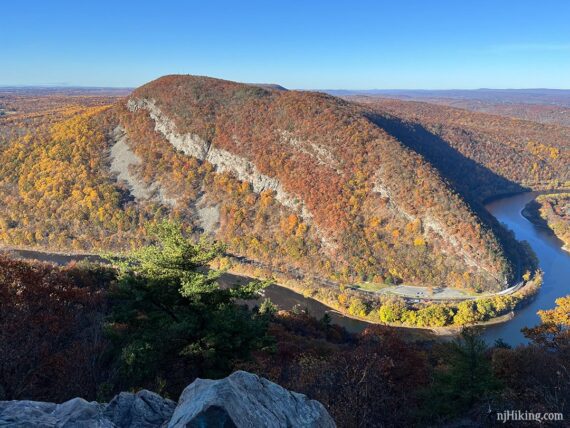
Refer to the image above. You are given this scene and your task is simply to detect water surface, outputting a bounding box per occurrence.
[482,192,570,345]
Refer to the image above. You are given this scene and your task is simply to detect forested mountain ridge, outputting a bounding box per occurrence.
[111,75,515,290]
[1,75,543,291]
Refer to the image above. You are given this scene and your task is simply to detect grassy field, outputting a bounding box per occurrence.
[351,282,392,293]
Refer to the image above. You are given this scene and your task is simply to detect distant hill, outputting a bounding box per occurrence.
[328,89,570,127]
[324,88,570,107]
[0,86,133,96]
[251,83,288,91]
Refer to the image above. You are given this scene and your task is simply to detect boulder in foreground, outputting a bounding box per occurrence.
[168,370,335,427]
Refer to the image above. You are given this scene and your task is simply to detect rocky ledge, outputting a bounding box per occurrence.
[0,371,335,427]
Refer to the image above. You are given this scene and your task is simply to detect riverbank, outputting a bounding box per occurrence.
[521,194,570,254]
[254,270,521,339]
[227,257,542,333]
[274,284,518,338]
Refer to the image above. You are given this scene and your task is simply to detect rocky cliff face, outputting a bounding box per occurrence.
[125,97,314,226]
[0,371,335,427]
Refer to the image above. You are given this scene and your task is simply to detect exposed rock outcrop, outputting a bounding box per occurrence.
[0,371,335,428]
[0,389,175,428]
[109,125,176,206]
[126,98,313,224]
[195,193,220,235]
[104,390,176,428]
[168,371,335,428]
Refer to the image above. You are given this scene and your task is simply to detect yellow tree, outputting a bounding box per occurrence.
[523,296,570,349]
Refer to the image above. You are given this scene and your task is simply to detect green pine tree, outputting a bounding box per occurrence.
[420,328,501,420]
[106,221,271,394]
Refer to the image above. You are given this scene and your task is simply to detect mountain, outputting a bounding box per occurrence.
[2,75,544,292]
[115,75,517,290]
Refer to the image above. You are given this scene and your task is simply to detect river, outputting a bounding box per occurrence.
[4,192,569,344]
[481,192,570,345]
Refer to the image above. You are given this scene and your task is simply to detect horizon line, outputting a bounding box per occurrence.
[3,84,570,92]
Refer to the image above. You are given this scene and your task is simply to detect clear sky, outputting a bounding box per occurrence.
[2,0,570,89]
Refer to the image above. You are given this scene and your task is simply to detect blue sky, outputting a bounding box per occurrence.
[2,0,570,89]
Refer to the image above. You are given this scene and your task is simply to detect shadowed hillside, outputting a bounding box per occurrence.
[355,97,570,192]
